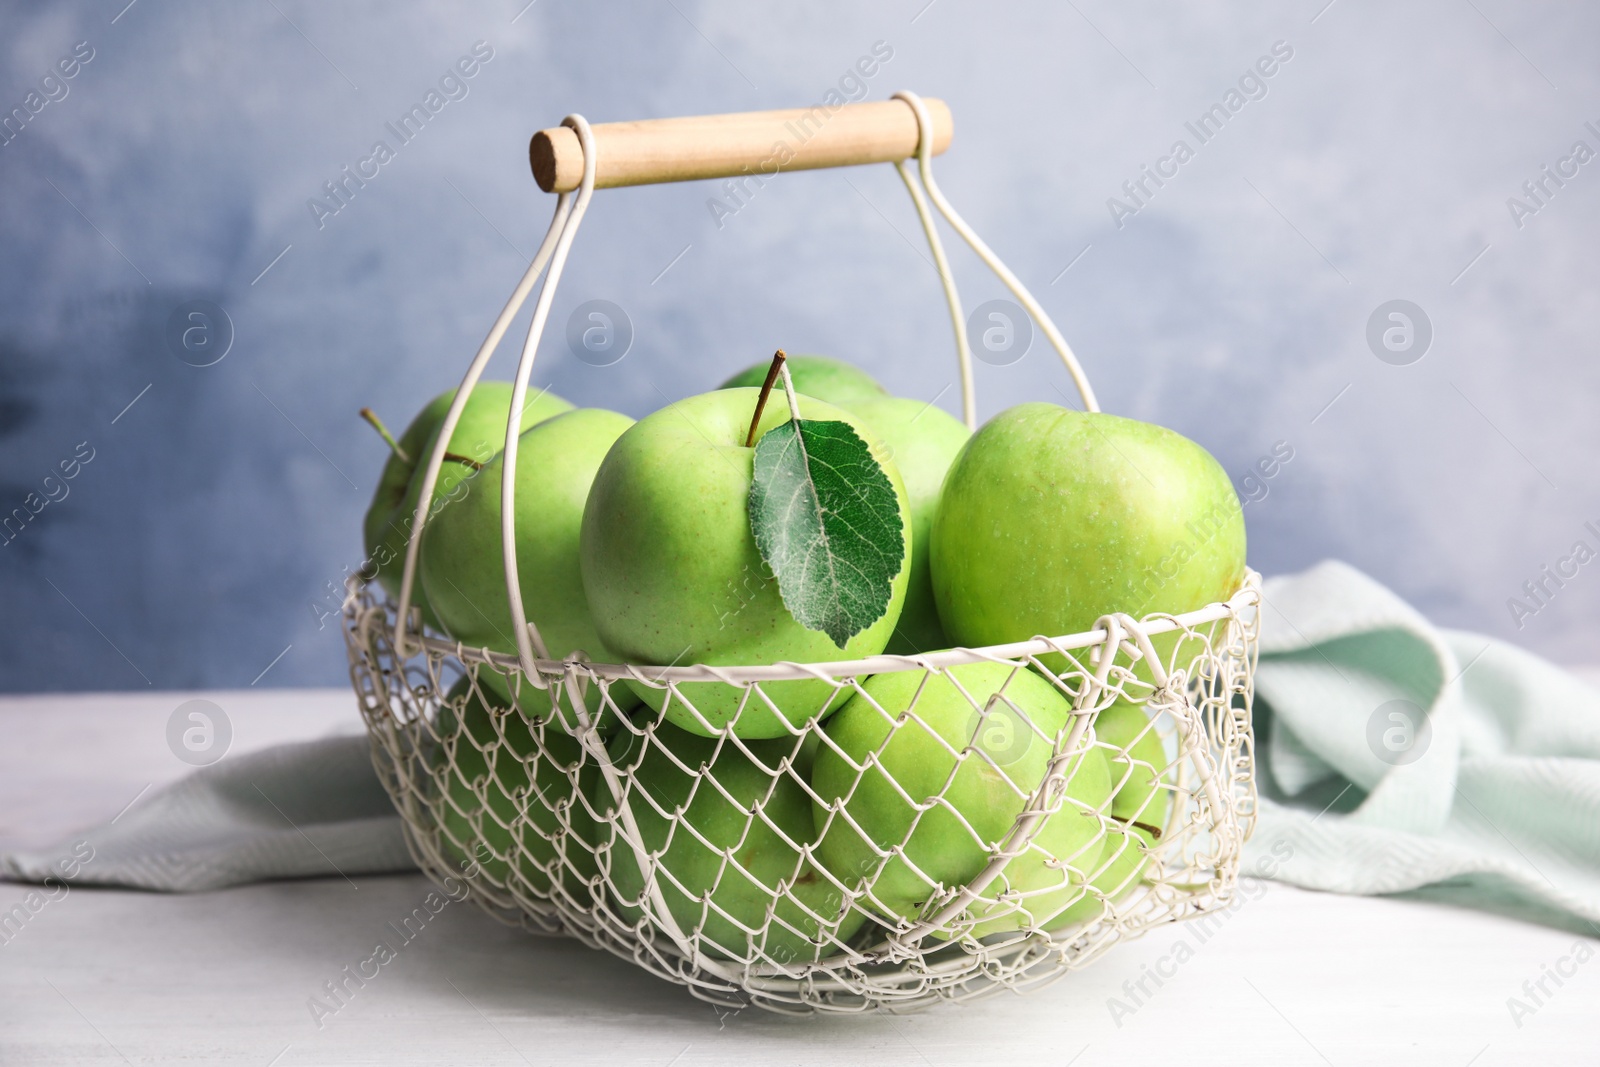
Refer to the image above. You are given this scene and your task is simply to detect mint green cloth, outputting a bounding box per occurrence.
[1245,560,1600,930]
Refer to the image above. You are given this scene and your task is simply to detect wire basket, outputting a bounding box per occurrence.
[344,92,1261,1015]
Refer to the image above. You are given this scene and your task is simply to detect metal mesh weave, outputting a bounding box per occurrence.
[344,573,1259,1015]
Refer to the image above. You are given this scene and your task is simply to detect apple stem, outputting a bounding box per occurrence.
[1116,817,1164,840]
[442,452,483,470]
[743,349,788,448]
[360,408,411,464]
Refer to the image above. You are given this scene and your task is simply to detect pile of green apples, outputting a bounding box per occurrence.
[361,353,1246,960]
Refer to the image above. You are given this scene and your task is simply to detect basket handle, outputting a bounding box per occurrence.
[529,98,953,193]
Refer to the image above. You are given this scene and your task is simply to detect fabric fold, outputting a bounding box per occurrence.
[1247,560,1600,928]
[1,736,413,892]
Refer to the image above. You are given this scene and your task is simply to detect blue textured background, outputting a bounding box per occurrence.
[2,0,1596,691]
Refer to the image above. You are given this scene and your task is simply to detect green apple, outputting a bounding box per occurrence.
[580,388,912,738]
[1045,699,1171,928]
[811,662,1112,935]
[593,720,867,963]
[364,391,454,630]
[364,383,573,628]
[433,677,599,903]
[1095,699,1171,831]
[719,355,887,408]
[844,397,970,655]
[1046,824,1157,929]
[420,408,637,732]
[931,404,1245,675]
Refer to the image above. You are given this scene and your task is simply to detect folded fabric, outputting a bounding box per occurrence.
[1246,560,1600,929]
[0,736,413,892]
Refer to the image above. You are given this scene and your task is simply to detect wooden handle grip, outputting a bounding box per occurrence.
[529,98,953,194]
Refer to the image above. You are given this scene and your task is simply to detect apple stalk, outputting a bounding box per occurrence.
[360,407,482,469]
[743,349,788,448]
[360,408,411,464]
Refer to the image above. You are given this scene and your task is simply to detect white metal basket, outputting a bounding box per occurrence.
[344,92,1261,1015]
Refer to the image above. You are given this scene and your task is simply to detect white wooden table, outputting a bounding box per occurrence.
[2,689,1596,1066]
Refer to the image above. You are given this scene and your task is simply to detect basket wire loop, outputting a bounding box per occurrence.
[511,120,717,971]
[891,90,1099,415]
[392,190,574,660]
[889,108,976,430]
[499,115,596,679]
[352,92,1262,1013]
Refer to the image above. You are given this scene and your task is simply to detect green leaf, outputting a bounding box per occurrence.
[749,417,905,649]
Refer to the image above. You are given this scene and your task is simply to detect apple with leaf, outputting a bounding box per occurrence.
[580,352,913,738]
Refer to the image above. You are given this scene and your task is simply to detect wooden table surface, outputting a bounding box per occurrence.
[2,688,1596,1066]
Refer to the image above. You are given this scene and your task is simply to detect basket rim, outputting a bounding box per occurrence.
[354,570,1260,686]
